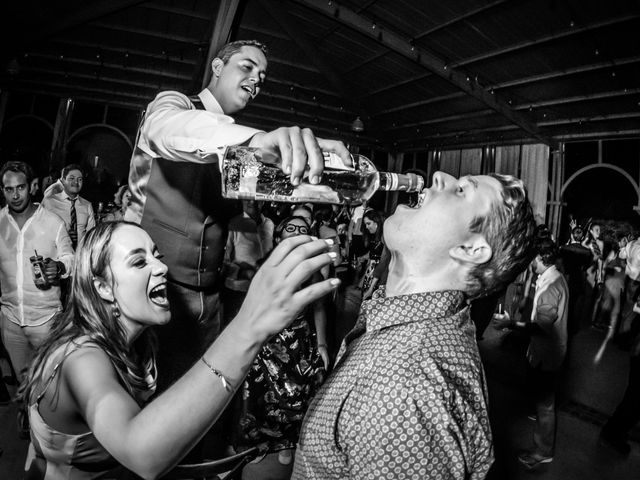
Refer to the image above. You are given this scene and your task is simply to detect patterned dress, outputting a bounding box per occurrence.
[361,240,383,293]
[234,308,327,453]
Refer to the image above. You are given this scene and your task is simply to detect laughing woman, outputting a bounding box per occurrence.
[20,221,338,480]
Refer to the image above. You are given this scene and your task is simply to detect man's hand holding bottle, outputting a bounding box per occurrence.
[249,127,352,186]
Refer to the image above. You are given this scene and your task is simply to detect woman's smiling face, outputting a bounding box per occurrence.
[107,225,170,331]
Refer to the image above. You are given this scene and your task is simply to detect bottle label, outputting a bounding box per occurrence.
[379,173,424,192]
[222,148,345,204]
[323,152,355,171]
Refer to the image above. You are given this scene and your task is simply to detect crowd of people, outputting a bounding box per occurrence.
[0,38,638,480]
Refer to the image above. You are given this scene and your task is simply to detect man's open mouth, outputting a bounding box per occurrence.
[241,84,257,99]
[415,191,427,208]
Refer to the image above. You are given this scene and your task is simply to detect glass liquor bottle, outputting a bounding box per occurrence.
[220,146,424,205]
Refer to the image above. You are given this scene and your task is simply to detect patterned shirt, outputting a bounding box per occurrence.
[292,288,493,480]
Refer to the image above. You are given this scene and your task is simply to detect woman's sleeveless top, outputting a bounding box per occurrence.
[26,338,124,480]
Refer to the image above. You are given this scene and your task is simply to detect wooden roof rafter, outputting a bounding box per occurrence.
[292,0,553,146]
[257,0,366,117]
[7,0,147,51]
[450,13,640,68]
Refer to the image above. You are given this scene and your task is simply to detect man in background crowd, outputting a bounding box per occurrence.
[42,163,95,249]
[494,238,569,470]
[0,161,74,436]
[222,200,274,325]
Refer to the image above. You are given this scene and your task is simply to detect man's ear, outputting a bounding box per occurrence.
[449,235,493,266]
[93,277,114,303]
[211,58,224,78]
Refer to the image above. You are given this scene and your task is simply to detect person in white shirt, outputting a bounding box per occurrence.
[618,235,640,342]
[124,39,350,394]
[0,161,74,384]
[41,163,96,249]
[493,238,569,469]
[222,200,274,324]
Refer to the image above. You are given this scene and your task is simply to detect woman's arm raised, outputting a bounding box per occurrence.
[65,236,339,479]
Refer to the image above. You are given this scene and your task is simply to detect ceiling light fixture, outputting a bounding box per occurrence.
[351,116,364,132]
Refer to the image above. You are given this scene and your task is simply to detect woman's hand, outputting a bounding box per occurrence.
[237,236,339,341]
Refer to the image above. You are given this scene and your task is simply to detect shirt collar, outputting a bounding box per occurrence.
[362,286,466,332]
[536,264,558,286]
[198,88,224,114]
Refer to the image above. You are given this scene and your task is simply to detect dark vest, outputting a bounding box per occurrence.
[140,96,233,289]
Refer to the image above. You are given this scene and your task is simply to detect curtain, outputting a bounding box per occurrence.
[494,145,520,176]
[459,148,483,176]
[520,143,550,225]
[439,149,461,176]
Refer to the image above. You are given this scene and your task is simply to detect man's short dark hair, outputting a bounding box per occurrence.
[61,164,84,179]
[215,40,268,64]
[1,161,34,187]
[536,237,559,266]
[466,173,537,298]
[571,226,584,242]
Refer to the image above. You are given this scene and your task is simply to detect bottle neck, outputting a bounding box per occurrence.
[378,172,424,192]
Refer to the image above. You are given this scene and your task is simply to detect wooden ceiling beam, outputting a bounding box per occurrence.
[393,113,640,145]
[260,91,353,114]
[538,112,640,127]
[245,102,352,128]
[450,13,639,68]
[555,129,640,141]
[292,0,552,146]
[6,86,142,110]
[375,92,466,116]
[93,21,200,45]
[6,78,152,103]
[8,0,147,48]
[266,76,345,99]
[513,88,640,110]
[258,0,367,116]
[23,66,162,92]
[389,109,495,132]
[140,4,212,21]
[393,124,520,144]
[489,54,640,91]
[201,0,242,88]
[315,0,380,43]
[412,0,511,40]
[343,50,388,74]
[27,52,192,81]
[364,71,432,97]
[50,39,197,66]
[239,23,292,41]
[382,87,640,129]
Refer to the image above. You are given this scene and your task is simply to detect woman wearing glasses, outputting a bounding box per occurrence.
[233,215,331,479]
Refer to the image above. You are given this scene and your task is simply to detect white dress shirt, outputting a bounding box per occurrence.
[620,238,640,281]
[41,180,96,242]
[125,88,261,223]
[0,205,74,326]
[223,212,274,292]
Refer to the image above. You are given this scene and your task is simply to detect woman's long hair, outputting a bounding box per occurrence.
[21,221,157,406]
[362,209,384,249]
